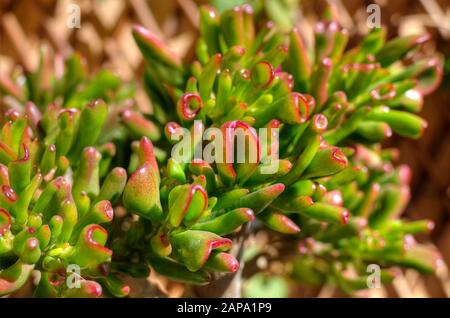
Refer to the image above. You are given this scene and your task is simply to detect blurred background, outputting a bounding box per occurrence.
[0,0,449,297]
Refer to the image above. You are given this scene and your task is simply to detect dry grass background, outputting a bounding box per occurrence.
[0,0,449,297]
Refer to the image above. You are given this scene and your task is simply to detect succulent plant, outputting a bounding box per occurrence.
[0,1,444,298]
[0,53,134,297]
[130,2,443,294]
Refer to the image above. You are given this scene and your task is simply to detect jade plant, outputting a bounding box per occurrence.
[129,2,443,295]
[0,2,444,298]
[0,53,135,297]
